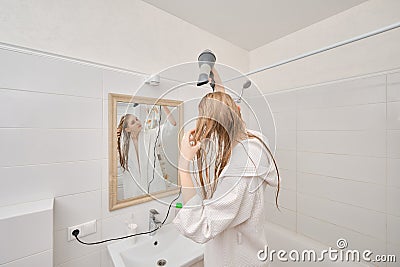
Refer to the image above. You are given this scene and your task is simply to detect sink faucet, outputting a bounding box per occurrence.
[149,209,162,236]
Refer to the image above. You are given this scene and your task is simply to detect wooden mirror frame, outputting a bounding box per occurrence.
[108,93,183,211]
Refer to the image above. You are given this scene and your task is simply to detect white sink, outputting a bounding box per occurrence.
[107,223,204,267]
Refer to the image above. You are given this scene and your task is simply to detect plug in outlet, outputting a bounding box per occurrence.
[67,220,97,242]
[68,224,82,241]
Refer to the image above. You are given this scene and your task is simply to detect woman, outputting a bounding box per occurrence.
[173,68,280,266]
[117,106,177,198]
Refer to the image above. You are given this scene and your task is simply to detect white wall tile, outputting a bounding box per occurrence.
[0,49,102,98]
[297,103,386,131]
[101,159,109,190]
[276,130,296,151]
[387,215,400,247]
[101,214,135,242]
[298,214,387,256]
[297,130,386,157]
[386,244,400,266]
[2,250,52,267]
[54,221,102,266]
[297,75,386,110]
[387,72,400,102]
[0,89,102,129]
[387,158,400,188]
[387,186,400,217]
[102,69,145,99]
[298,172,385,212]
[275,150,296,171]
[266,187,296,212]
[272,112,296,131]
[264,91,297,112]
[387,101,400,130]
[0,129,102,166]
[297,193,386,240]
[0,160,101,207]
[0,202,53,264]
[54,190,102,231]
[265,203,296,232]
[57,251,100,267]
[278,169,296,191]
[245,97,276,142]
[102,127,108,160]
[387,130,400,158]
[297,152,386,185]
[102,99,108,131]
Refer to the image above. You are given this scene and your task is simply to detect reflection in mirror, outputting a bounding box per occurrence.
[109,94,182,210]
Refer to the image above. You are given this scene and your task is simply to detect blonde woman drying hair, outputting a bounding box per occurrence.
[173,68,280,266]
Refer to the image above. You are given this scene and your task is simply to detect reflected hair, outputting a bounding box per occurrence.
[117,114,133,171]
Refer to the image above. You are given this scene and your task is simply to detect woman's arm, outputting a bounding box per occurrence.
[178,158,197,204]
[174,130,255,244]
[162,106,177,126]
[211,67,225,93]
[178,129,201,204]
[173,175,255,244]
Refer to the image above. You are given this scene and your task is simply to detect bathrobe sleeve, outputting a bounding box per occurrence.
[172,176,256,244]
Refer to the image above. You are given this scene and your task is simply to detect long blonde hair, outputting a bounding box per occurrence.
[117,114,133,171]
[193,92,280,208]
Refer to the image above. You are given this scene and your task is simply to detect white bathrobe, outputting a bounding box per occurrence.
[120,122,175,199]
[173,131,278,267]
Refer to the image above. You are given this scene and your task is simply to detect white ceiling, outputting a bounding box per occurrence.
[142,0,368,51]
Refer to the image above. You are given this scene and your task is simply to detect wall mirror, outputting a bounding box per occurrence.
[109,93,183,210]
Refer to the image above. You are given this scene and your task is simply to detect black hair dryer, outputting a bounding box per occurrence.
[197,49,216,87]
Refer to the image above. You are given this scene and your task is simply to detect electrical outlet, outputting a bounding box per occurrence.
[67,220,97,242]
[82,220,97,236]
[68,224,82,242]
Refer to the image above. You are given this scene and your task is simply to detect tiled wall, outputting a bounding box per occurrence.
[247,72,400,266]
[0,48,181,267]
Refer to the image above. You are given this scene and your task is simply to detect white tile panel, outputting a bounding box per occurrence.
[297,151,386,185]
[0,49,102,98]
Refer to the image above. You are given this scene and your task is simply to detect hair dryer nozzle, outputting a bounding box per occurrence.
[197,73,210,86]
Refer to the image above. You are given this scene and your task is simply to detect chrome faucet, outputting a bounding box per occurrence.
[149,209,162,236]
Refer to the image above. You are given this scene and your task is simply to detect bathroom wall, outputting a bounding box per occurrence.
[0,0,249,75]
[243,0,400,266]
[246,72,400,266]
[249,0,400,94]
[0,1,248,266]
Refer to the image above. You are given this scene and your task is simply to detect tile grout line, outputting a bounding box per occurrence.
[261,68,400,96]
[0,249,53,266]
[295,90,298,234]
[0,86,103,100]
[101,70,105,243]
[385,74,388,256]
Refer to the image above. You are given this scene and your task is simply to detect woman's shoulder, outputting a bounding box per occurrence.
[245,129,270,145]
[218,130,271,178]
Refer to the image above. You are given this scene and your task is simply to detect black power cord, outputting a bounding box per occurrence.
[73,105,181,245]
[73,186,181,245]
[148,105,162,193]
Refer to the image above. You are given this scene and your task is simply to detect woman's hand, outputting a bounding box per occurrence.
[179,129,201,171]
